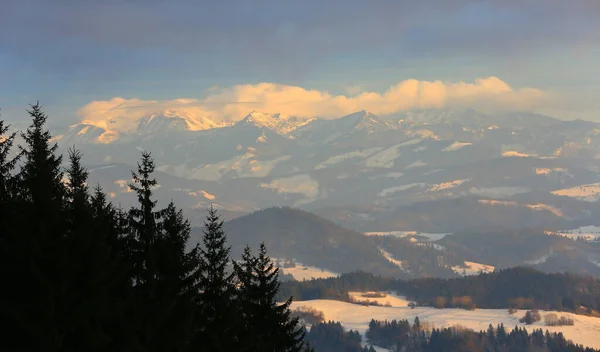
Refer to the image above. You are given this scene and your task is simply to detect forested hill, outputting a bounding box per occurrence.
[279,267,600,314]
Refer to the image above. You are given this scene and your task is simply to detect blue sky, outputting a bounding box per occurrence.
[1,0,599,125]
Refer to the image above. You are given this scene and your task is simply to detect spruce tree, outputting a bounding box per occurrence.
[236,243,308,352]
[0,116,22,350]
[3,103,68,351]
[152,201,197,351]
[192,205,239,352]
[127,151,167,350]
[62,148,129,351]
[90,185,141,351]
[0,117,18,203]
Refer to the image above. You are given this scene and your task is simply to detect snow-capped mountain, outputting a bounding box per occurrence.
[52,108,600,232]
[236,111,316,137]
[64,110,230,144]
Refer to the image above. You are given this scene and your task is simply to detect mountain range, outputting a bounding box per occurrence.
[51,107,600,234]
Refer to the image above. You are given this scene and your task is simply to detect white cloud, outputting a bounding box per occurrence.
[77,77,550,128]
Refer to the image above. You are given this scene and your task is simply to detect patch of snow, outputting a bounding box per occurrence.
[502,151,536,157]
[315,147,383,170]
[452,261,495,276]
[412,129,439,140]
[289,300,600,350]
[364,231,451,242]
[77,126,90,135]
[365,144,403,168]
[348,292,411,308]
[427,179,470,192]
[478,199,518,206]
[378,183,426,197]
[274,259,338,281]
[551,183,600,202]
[442,142,472,152]
[525,203,564,217]
[421,169,444,176]
[260,174,320,205]
[469,186,530,198]
[97,130,119,143]
[524,253,553,265]
[241,111,315,136]
[431,243,446,251]
[553,225,600,241]
[535,167,567,175]
[199,190,216,200]
[369,172,404,180]
[256,132,267,143]
[406,160,427,169]
[166,153,292,181]
[398,139,423,147]
[378,247,410,273]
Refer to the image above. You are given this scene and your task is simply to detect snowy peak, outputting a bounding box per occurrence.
[237,111,315,136]
[136,112,224,134]
[338,110,400,132]
[70,110,227,143]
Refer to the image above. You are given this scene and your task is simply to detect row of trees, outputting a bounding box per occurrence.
[278,268,600,314]
[305,321,376,352]
[0,104,310,351]
[366,319,597,352]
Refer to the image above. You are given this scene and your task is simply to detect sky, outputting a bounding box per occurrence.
[1,0,599,127]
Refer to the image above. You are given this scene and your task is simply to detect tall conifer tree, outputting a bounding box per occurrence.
[192,205,239,352]
[127,151,166,350]
[5,103,68,351]
[235,243,308,352]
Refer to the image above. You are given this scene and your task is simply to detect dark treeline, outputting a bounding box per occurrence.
[305,321,376,352]
[0,104,311,351]
[365,319,598,352]
[279,268,600,314]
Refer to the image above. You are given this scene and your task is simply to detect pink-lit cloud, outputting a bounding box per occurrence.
[77,76,550,130]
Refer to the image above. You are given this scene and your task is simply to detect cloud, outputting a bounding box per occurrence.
[77,76,549,128]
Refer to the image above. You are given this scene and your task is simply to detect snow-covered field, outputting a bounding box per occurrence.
[348,292,411,307]
[427,179,470,192]
[552,225,600,241]
[502,150,536,158]
[443,142,472,152]
[551,183,600,202]
[469,186,530,198]
[363,231,451,242]
[290,299,600,349]
[365,144,403,168]
[377,183,426,197]
[276,260,339,281]
[452,261,495,276]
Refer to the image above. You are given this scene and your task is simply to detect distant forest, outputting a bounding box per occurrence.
[304,319,599,352]
[279,268,600,314]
